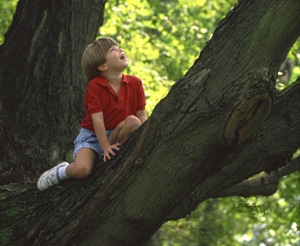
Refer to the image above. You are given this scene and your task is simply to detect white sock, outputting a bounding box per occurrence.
[57,165,70,181]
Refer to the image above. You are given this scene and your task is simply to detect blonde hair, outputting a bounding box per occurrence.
[81,37,118,82]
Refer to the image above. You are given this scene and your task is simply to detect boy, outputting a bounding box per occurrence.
[37,37,147,191]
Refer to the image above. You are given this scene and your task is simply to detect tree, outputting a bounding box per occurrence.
[1,0,299,245]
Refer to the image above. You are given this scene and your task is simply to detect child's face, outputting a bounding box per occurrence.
[102,45,128,72]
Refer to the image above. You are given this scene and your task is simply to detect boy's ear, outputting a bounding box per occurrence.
[97,64,108,72]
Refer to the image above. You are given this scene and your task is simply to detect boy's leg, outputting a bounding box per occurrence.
[108,115,141,144]
[37,148,97,191]
[37,162,69,191]
[65,147,97,179]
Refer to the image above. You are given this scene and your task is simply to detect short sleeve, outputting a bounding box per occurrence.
[137,79,146,111]
[85,81,103,115]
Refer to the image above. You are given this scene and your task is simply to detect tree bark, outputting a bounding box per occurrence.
[212,156,300,198]
[0,0,300,245]
[0,0,106,183]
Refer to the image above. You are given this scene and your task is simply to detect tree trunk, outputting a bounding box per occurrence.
[1,0,300,245]
[0,0,106,183]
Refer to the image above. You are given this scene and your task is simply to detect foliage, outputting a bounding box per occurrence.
[0,0,17,45]
[100,0,238,115]
[0,0,299,245]
[277,37,300,90]
[100,0,300,114]
[154,171,300,246]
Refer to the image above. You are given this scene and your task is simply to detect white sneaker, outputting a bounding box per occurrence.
[37,162,69,191]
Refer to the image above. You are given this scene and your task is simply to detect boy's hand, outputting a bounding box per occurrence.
[103,143,120,162]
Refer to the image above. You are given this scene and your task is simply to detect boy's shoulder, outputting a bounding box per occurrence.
[123,75,142,86]
[123,74,142,82]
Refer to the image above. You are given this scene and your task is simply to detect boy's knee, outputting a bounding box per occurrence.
[125,115,141,132]
[73,165,92,179]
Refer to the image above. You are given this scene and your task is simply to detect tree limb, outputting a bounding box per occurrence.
[212,156,300,198]
[1,0,300,245]
[166,79,300,221]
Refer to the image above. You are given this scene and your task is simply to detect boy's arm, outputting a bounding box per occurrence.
[91,112,120,162]
[136,109,147,124]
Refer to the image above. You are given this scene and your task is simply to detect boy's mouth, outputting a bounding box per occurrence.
[120,53,126,60]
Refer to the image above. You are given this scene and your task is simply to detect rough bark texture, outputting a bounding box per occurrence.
[0,0,106,183]
[0,0,300,245]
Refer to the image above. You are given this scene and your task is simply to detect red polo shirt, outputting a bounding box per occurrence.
[81,74,146,131]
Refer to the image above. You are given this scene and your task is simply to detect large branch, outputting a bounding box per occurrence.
[212,156,300,198]
[1,0,300,245]
[50,1,300,243]
[166,78,300,221]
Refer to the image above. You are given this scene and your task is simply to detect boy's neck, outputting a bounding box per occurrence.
[103,72,123,86]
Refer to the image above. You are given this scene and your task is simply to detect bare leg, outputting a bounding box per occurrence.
[65,148,98,179]
[108,115,141,144]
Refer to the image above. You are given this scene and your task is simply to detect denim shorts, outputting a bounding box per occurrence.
[73,128,112,160]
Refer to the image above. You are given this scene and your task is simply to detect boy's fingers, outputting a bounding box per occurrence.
[103,152,111,162]
[103,145,121,162]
